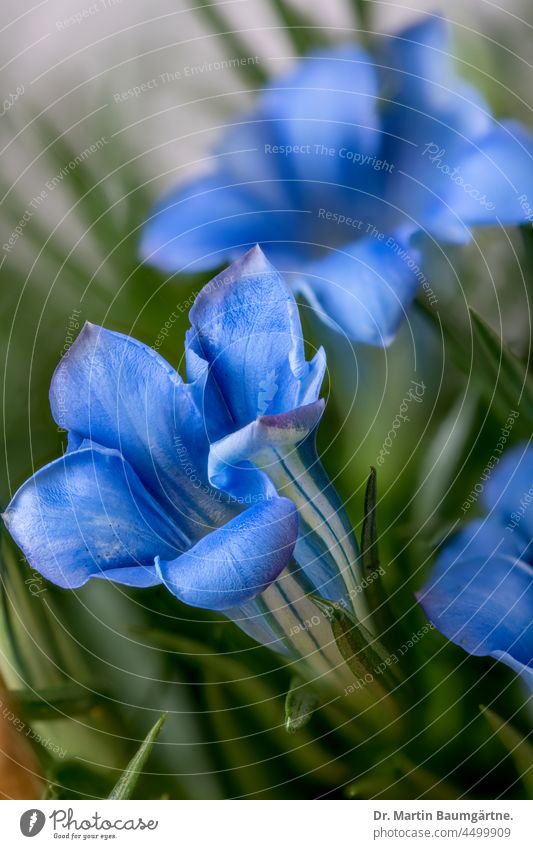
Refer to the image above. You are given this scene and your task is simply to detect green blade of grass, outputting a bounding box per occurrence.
[108,713,168,800]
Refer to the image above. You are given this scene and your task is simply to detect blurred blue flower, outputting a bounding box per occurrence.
[141,16,533,346]
[418,443,533,689]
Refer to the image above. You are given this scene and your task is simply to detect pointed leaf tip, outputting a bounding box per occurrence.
[284,675,320,734]
[108,712,168,800]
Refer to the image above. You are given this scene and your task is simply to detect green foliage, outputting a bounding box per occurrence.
[284,675,320,733]
[310,595,398,691]
[481,706,533,797]
[8,684,107,721]
[108,713,168,800]
[469,307,533,428]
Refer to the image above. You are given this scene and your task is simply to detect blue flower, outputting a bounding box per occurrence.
[2,248,365,683]
[141,17,533,346]
[418,443,533,689]
[186,247,365,610]
[2,320,299,611]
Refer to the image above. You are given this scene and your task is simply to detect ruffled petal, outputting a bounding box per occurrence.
[156,497,299,609]
[296,233,422,345]
[188,246,326,426]
[49,322,232,540]
[92,565,161,588]
[2,447,180,589]
[418,554,533,668]
[208,400,325,496]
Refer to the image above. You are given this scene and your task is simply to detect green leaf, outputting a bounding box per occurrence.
[271,1,329,54]
[285,675,320,733]
[520,223,533,272]
[469,307,533,428]
[9,684,106,721]
[346,755,460,799]
[416,299,533,429]
[194,1,267,85]
[108,713,168,800]
[350,0,372,31]
[310,595,399,691]
[42,782,60,801]
[414,390,478,528]
[359,467,396,642]
[361,466,379,575]
[0,535,76,688]
[481,706,533,796]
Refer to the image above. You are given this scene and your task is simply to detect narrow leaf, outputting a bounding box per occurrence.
[271,1,329,54]
[469,307,533,427]
[350,0,372,31]
[359,467,392,637]
[195,1,267,86]
[108,713,167,800]
[346,755,459,799]
[414,390,478,528]
[361,467,379,576]
[9,684,106,721]
[481,706,533,796]
[416,298,532,428]
[285,675,320,733]
[310,595,399,690]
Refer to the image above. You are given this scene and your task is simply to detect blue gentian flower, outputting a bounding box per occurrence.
[3,248,364,678]
[418,443,533,690]
[141,16,533,346]
[2,322,299,610]
[185,247,368,652]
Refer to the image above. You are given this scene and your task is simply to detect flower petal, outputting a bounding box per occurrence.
[432,517,528,580]
[2,447,180,589]
[482,443,533,548]
[156,497,299,609]
[296,233,422,345]
[49,322,232,540]
[140,44,380,274]
[188,246,325,426]
[208,400,325,495]
[418,554,533,668]
[247,44,380,197]
[140,173,304,273]
[424,122,533,240]
[379,17,491,144]
[379,18,533,240]
[490,651,533,691]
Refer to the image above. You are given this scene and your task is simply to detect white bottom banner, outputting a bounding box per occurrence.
[1,799,531,847]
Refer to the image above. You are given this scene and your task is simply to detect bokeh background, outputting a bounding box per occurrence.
[0,0,532,799]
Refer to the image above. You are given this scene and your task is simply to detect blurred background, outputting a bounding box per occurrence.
[0,0,532,800]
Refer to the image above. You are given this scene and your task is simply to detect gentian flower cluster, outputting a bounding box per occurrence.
[418,444,533,689]
[141,17,533,345]
[3,248,367,680]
